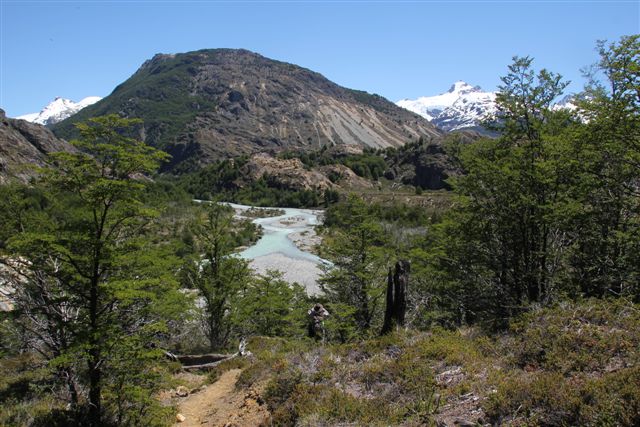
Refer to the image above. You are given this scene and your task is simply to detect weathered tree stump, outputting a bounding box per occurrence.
[381,260,410,335]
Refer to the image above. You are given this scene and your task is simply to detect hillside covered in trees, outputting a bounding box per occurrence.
[0,35,639,426]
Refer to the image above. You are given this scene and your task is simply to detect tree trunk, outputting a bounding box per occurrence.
[381,261,410,335]
[88,351,101,426]
[381,267,394,334]
[88,258,102,427]
[394,261,409,326]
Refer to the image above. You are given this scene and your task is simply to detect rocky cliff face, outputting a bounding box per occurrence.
[0,109,74,183]
[53,49,440,171]
[244,153,334,191]
[383,131,483,190]
[239,153,374,193]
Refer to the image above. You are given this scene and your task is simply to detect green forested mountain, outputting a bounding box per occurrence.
[52,49,440,172]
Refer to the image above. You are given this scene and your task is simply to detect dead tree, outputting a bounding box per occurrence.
[381,260,410,335]
[165,338,249,370]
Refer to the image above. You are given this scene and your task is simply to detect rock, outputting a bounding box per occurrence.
[454,418,476,426]
[238,153,377,193]
[243,153,333,191]
[176,413,186,422]
[175,386,189,397]
[0,115,75,183]
[383,132,484,190]
[52,48,441,172]
[317,164,374,189]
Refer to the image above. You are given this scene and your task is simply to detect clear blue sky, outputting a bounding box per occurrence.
[1,1,638,117]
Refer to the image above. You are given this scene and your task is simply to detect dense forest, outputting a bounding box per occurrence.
[1,35,638,426]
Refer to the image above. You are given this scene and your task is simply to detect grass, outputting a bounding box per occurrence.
[200,299,640,426]
[484,298,640,426]
[5,300,637,426]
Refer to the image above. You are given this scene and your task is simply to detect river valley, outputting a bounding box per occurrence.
[227,203,328,295]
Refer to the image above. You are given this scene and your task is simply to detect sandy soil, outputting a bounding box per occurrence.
[173,369,269,427]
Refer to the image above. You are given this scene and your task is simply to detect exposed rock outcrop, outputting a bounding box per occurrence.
[243,153,333,192]
[384,131,482,190]
[239,153,376,193]
[0,109,74,183]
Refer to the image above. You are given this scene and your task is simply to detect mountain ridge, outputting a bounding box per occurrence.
[397,81,578,133]
[52,48,440,171]
[397,81,497,133]
[17,96,102,126]
[0,109,75,183]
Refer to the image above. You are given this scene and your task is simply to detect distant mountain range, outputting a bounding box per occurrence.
[397,81,576,133]
[397,81,496,133]
[3,49,586,188]
[51,49,440,171]
[17,96,102,126]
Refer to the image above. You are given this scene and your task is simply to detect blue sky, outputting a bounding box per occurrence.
[1,1,638,117]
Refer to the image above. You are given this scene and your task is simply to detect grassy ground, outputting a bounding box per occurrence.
[207,298,640,427]
[3,298,638,426]
[346,179,455,209]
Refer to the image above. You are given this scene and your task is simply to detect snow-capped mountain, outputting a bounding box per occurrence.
[17,96,102,126]
[397,81,497,133]
[397,82,581,133]
[552,94,578,112]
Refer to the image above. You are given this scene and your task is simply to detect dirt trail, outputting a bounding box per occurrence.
[174,369,269,427]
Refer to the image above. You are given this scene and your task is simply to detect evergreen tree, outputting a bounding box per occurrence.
[569,35,640,298]
[426,37,640,325]
[430,57,574,323]
[181,202,251,351]
[320,195,390,333]
[2,115,184,425]
[234,270,307,337]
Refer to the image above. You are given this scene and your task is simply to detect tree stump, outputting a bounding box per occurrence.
[381,260,410,334]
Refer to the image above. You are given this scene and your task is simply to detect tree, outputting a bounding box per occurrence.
[2,115,184,425]
[234,270,307,337]
[381,260,410,334]
[320,195,390,333]
[429,57,574,323]
[426,37,640,326]
[569,35,640,298]
[181,202,251,351]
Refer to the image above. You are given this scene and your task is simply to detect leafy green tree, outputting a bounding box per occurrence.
[320,195,390,333]
[569,35,640,298]
[2,115,184,426]
[426,37,640,325]
[428,57,574,323]
[181,202,251,351]
[233,270,307,337]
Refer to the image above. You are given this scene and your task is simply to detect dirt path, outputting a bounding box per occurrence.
[174,369,269,427]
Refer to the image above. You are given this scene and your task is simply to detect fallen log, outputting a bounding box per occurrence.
[169,353,232,365]
[180,353,240,370]
[166,338,249,370]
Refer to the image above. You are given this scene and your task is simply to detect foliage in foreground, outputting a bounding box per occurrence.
[1,115,184,426]
[217,299,639,427]
[484,298,640,426]
[413,35,640,327]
